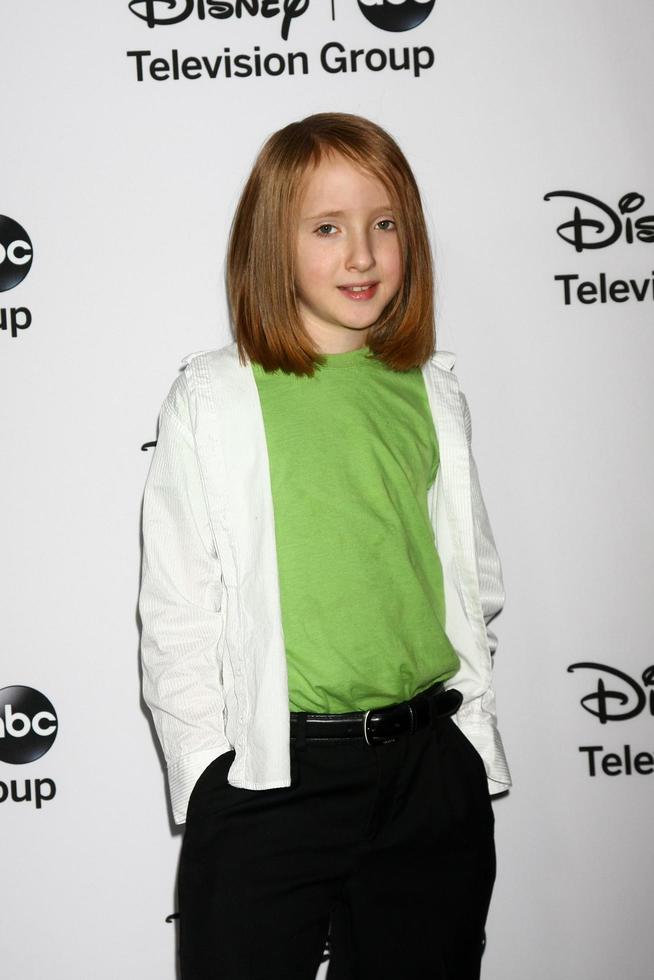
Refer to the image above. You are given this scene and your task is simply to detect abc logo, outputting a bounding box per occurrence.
[0,686,58,764]
[0,215,33,292]
[358,0,436,33]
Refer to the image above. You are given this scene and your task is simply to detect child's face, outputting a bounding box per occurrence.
[294,152,403,353]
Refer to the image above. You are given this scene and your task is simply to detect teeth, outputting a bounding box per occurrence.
[349,285,370,291]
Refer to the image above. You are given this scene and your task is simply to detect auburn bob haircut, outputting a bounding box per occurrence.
[226,112,436,376]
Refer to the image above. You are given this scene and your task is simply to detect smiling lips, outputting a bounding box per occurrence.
[338,282,379,301]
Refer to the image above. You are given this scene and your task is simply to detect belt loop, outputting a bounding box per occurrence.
[295,712,307,752]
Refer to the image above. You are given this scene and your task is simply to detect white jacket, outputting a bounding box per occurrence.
[139,341,511,825]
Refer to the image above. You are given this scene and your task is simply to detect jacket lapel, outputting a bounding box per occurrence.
[190,344,286,650]
[209,344,282,602]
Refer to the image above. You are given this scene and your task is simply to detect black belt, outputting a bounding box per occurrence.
[289,682,463,745]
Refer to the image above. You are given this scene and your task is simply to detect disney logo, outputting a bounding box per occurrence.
[567,662,654,724]
[128,0,310,42]
[544,191,654,253]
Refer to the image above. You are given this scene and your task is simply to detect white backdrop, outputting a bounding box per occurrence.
[2,1,653,977]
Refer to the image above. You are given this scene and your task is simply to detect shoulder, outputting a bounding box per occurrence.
[159,340,240,420]
[170,339,245,396]
[422,350,473,443]
[427,349,457,373]
[180,339,242,380]
[165,339,260,435]
[422,348,464,395]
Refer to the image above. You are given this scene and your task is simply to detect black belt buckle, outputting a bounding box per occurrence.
[363,702,415,746]
[363,709,376,746]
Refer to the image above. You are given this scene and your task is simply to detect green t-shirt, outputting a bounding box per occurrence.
[251,344,460,713]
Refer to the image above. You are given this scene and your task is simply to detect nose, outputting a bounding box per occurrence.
[346,229,375,272]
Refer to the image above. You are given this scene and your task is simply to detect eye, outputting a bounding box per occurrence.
[315,224,338,237]
[376,219,396,231]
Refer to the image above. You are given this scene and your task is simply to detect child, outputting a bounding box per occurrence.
[139,112,511,980]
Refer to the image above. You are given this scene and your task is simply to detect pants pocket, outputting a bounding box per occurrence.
[186,749,236,823]
[447,719,486,770]
[441,719,495,825]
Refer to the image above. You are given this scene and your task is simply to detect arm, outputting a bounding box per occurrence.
[457,390,511,792]
[460,391,505,655]
[139,371,230,824]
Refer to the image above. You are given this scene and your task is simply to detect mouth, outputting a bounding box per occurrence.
[337,282,379,301]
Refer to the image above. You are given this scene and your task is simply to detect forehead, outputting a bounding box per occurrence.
[298,153,390,214]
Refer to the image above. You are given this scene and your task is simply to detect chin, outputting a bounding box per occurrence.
[341,310,384,329]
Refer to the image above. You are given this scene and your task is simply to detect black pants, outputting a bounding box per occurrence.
[178,713,496,980]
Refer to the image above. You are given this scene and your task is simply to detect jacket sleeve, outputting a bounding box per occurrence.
[457,390,511,793]
[459,392,505,656]
[139,371,231,825]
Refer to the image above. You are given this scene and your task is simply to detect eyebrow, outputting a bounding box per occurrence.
[304,207,394,221]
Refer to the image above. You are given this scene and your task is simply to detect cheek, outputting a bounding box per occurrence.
[295,246,333,292]
[383,239,403,291]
